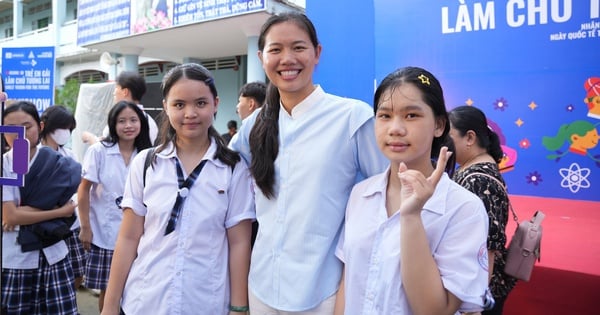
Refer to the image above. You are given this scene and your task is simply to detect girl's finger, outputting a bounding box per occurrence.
[429,146,452,186]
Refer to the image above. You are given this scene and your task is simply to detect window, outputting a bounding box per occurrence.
[4,27,13,38]
[37,17,49,29]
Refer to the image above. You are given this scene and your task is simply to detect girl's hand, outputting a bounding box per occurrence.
[61,200,77,217]
[397,146,452,216]
[2,222,16,232]
[79,226,93,251]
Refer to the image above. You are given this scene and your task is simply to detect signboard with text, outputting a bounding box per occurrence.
[313,1,599,201]
[1,46,55,114]
[77,0,267,46]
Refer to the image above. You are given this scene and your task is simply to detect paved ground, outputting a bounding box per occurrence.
[77,287,99,315]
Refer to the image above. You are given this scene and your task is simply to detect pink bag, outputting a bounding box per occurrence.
[504,211,545,281]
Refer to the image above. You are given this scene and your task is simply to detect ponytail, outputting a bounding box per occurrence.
[249,83,280,198]
[487,130,504,164]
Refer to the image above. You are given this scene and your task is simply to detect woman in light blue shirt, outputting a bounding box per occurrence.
[230,12,387,313]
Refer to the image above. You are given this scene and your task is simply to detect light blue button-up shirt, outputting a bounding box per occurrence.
[230,86,387,311]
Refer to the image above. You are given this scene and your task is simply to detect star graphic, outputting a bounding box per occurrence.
[515,118,524,127]
[465,98,474,106]
[528,101,537,110]
[559,163,591,193]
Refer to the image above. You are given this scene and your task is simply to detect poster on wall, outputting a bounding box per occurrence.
[77,0,267,46]
[374,0,600,201]
[1,46,55,115]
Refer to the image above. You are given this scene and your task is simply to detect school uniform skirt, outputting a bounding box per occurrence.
[84,243,113,290]
[64,228,87,279]
[1,254,77,315]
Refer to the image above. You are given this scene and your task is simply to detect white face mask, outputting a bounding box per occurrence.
[50,129,71,146]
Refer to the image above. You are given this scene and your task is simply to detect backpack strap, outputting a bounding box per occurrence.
[460,171,519,224]
[143,147,156,188]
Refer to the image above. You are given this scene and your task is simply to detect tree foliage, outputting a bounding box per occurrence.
[55,79,80,113]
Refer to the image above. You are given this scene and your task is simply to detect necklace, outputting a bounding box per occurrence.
[459,151,488,171]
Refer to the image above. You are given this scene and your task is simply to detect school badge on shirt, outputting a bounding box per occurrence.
[478,242,489,272]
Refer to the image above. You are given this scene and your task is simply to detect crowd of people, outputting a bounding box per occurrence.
[2,12,517,315]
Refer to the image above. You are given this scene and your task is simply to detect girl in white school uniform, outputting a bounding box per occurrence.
[77,100,152,312]
[334,67,491,315]
[39,105,87,292]
[2,101,79,315]
[101,63,254,315]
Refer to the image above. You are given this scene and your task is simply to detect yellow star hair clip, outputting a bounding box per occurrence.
[418,74,430,86]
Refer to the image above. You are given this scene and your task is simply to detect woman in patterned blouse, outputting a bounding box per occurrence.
[449,105,517,315]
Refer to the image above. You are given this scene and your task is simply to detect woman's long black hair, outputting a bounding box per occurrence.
[248,12,319,198]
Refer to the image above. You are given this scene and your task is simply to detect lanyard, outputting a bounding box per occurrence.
[165,158,207,235]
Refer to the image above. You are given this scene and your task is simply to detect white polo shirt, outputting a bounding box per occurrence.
[336,169,490,314]
[2,149,69,269]
[81,141,136,249]
[120,139,255,315]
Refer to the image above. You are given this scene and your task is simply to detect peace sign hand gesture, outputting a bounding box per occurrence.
[397,146,452,217]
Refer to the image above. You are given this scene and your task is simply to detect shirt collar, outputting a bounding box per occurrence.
[285,85,325,118]
[361,165,450,215]
[155,137,227,169]
[105,142,123,155]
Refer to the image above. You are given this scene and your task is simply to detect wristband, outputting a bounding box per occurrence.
[229,305,249,312]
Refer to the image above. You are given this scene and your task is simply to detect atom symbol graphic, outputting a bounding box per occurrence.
[559,163,591,193]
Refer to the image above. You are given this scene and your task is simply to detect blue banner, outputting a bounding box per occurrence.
[77,0,130,46]
[1,46,55,114]
[78,0,267,45]
[373,0,600,201]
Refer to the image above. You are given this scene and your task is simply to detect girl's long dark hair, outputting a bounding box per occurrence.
[249,12,319,198]
[155,63,239,168]
[103,100,152,152]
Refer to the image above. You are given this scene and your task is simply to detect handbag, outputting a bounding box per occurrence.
[504,210,545,281]
[459,172,545,281]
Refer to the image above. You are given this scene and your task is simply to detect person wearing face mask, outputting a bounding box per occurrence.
[40,105,87,293]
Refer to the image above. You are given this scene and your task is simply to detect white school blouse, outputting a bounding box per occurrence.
[81,142,135,249]
[336,169,490,315]
[120,139,255,315]
[2,149,69,269]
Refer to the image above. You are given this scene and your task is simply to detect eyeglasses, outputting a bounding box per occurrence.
[115,196,123,209]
